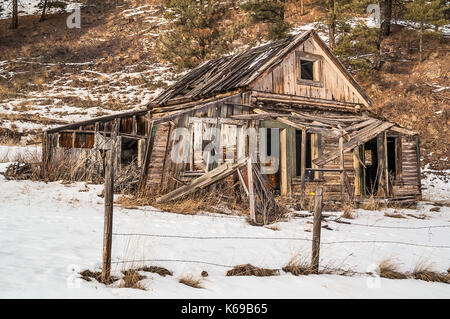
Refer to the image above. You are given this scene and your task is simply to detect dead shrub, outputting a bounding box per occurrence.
[138,266,173,277]
[361,195,383,210]
[121,269,147,290]
[378,258,408,279]
[226,264,279,277]
[179,275,203,288]
[411,259,449,284]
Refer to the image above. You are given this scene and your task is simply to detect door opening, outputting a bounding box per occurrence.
[363,138,379,195]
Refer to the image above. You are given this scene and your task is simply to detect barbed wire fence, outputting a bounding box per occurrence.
[99,183,450,282]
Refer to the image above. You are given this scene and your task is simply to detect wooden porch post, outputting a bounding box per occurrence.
[280,128,288,196]
[300,129,306,196]
[339,136,345,203]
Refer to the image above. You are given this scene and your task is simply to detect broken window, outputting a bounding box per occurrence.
[300,59,314,81]
[296,52,322,84]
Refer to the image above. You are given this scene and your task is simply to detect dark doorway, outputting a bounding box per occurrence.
[363,138,379,195]
[387,136,401,183]
[295,130,313,181]
[262,128,280,190]
[121,137,138,165]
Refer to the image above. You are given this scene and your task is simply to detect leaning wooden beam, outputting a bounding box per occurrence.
[247,157,256,223]
[390,126,418,136]
[137,121,154,193]
[156,157,248,203]
[313,121,394,166]
[46,110,148,134]
[253,108,308,131]
[251,91,364,110]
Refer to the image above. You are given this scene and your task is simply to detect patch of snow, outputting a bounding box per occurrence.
[0,147,449,298]
[422,164,450,202]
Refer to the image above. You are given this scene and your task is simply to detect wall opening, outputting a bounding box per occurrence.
[295,130,313,181]
[121,137,138,166]
[363,138,379,195]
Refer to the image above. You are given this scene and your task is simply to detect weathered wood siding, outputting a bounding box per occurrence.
[392,135,421,198]
[250,37,366,106]
[292,134,355,202]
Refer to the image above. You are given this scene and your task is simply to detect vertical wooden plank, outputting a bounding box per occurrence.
[311,186,323,274]
[339,136,345,203]
[137,139,145,167]
[42,131,50,177]
[353,147,361,197]
[377,133,386,196]
[101,136,115,284]
[300,129,306,195]
[280,128,288,196]
[193,121,203,170]
[415,136,422,199]
[383,131,390,197]
[247,157,256,223]
[138,119,154,193]
[132,115,137,135]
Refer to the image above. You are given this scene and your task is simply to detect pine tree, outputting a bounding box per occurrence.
[333,21,380,76]
[316,0,371,49]
[156,0,236,71]
[241,0,291,40]
[379,0,393,37]
[37,0,67,22]
[404,0,448,62]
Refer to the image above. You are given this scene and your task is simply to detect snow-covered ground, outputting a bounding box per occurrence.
[0,146,449,298]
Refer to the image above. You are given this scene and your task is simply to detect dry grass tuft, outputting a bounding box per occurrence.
[411,259,449,284]
[179,275,203,288]
[340,206,355,219]
[282,254,313,276]
[378,258,408,279]
[138,266,173,277]
[226,264,279,277]
[79,270,118,285]
[121,269,147,290]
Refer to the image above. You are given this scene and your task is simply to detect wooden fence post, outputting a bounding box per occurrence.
[101,132,116,283]
[311,186,323,274]
[247,157,256,224]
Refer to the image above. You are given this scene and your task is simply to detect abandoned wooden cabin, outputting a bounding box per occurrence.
[42,30,422,210]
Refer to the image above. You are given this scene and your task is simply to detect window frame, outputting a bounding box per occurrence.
[295,51,323,87]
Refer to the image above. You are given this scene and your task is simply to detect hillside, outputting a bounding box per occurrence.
[0,0,448,169]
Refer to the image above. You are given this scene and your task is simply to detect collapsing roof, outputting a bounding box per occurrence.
[151,30,373,107]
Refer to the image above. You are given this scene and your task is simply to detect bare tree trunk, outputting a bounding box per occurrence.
[40,0,48,22]
[380,0,392,37]
[419,22,423,62]
[328,0,336,50]
[11,0,18,29]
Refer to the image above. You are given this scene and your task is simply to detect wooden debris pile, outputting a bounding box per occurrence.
[156,157,281,225]
[2,162,36,180]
